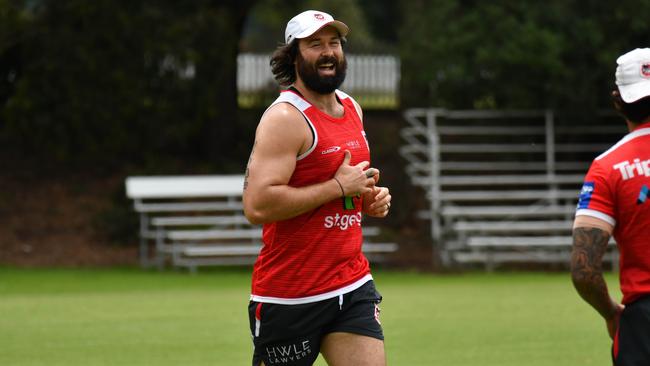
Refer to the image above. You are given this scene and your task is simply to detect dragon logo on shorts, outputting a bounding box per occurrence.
[374,303,381,325]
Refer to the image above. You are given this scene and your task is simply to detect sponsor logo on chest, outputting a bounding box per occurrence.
[321,146,341,155]
[613,158,650,180]
[320,139,363,155]
[324,212,362,230]
[345,139,362,149]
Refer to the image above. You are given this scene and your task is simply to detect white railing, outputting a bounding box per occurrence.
[237,53,400,107]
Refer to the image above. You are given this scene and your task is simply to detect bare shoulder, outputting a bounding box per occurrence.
[259,102,305,130]
[257,102,311,153]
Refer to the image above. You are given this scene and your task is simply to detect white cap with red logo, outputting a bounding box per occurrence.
[284,10,349,44]
[616,48,650,103]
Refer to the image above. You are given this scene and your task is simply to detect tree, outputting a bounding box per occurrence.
[242,0,383,54]
[399,0,650,114]
[1,0,256,173]
[184,0,257,170]
[0,0,27,114]
[357,0,401,45]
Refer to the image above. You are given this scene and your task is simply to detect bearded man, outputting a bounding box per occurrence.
[242,10,391,366]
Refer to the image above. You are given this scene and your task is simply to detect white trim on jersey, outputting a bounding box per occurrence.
[334,89,351,100]
[250,274,373,305]
[265,89,362,161]
[575,208,617,226]
[596,127,650,161]
[296,123,318,160]
[335,89,363,122]
[267,91,319,161]
[296,118,318,161]
[268,90,311,112]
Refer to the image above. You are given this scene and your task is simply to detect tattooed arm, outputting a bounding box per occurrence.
[570,215,623,339]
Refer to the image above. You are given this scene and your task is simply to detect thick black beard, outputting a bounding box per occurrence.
[296,53,347,95]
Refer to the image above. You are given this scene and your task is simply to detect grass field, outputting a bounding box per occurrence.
[0,267,620,365]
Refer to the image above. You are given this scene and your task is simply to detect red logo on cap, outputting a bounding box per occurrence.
[314,13,325,20]
[643,63,650,77]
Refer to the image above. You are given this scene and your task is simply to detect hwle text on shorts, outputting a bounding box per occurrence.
[266,340,312,364]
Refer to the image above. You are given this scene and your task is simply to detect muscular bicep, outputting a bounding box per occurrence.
[248,123,299,187]
[243,104,311,204]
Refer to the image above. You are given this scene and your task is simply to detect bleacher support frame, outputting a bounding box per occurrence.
[400,108,623,269]
[125,175,397,271]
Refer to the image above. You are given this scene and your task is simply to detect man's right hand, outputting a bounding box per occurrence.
[334,150,376,196]
[606,302,625,340]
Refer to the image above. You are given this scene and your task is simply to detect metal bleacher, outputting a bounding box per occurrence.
[400,108,624,269]
[125,175,397,272]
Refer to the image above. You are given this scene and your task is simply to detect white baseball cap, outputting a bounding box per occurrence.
[616,48,650,103]
[284,10,349,44]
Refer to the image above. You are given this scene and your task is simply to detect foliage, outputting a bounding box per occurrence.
[1,0,255,173]
[4,0,650,173]
[357,0,402,45]
[242,0,386,54]
[400,0,650,114]
[0,0,28,113]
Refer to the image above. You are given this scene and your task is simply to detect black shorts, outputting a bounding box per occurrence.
[248,280,383,366]
[613,295,650,366]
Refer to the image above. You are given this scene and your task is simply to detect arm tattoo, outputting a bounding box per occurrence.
[243,141,257,190]
[570,227,614,319]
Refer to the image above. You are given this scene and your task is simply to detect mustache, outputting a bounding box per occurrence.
[316,56,339,67]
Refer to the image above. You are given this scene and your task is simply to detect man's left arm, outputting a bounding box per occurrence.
[570,216,623,339]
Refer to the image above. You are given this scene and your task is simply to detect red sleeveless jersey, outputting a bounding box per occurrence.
[250,89,372,304]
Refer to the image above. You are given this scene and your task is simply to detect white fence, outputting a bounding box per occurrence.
[237,53,400,107]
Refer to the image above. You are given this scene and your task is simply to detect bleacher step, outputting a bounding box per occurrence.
[453,220,573,233]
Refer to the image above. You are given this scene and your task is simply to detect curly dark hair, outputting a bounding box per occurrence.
[612,88,650,124]
[270,42,299,87]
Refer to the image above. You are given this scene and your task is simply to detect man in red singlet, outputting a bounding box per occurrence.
[571,48,650,366]
[242,10,391,366]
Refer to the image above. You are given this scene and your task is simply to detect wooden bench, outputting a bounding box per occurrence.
[126,174,397,271]
[400,108,623,269]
